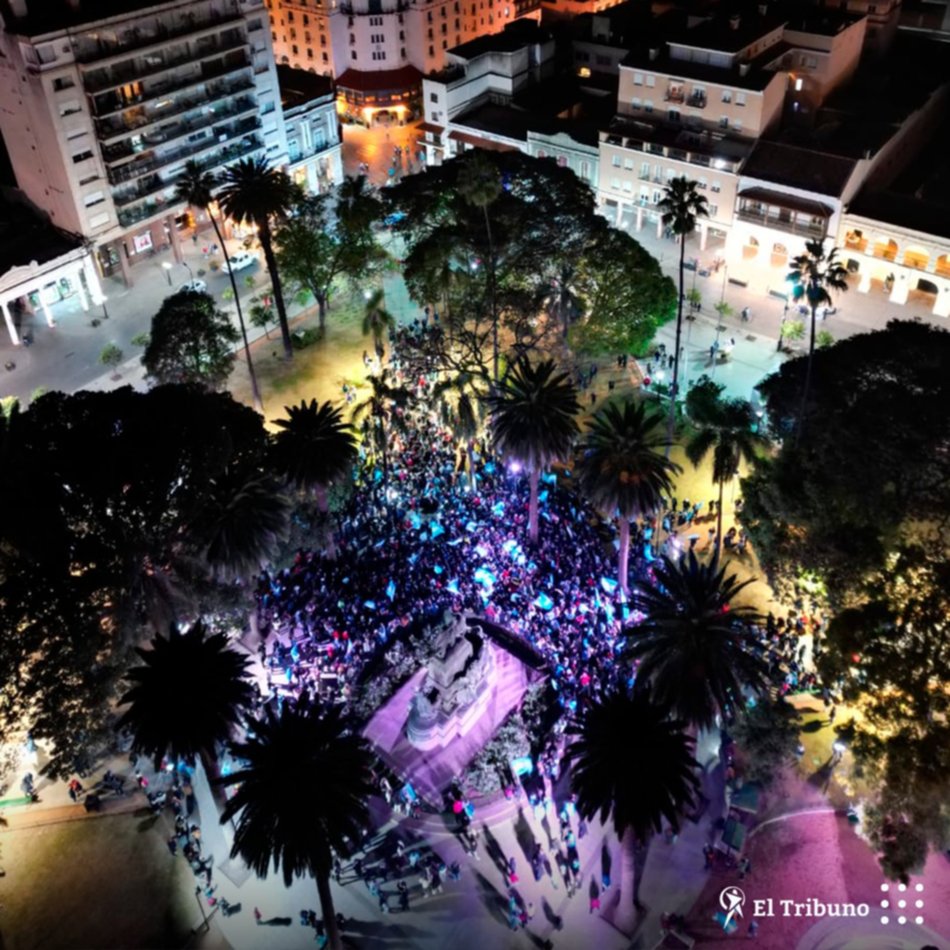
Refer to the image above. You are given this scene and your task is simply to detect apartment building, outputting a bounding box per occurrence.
[0,0,288,286]
[277,64,344,192]
[267,0,542,123]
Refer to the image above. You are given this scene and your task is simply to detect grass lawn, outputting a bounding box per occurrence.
[0,812,200,950]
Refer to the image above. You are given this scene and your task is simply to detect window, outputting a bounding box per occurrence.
[78,174,99,185]
[631,96,641,109]
[430,92,439,102]
[696,178,707,189]
[351,50,357,60]
[644,100,653,113]
[721,89,732,103]
[59,100,81,116]
[622,180,632,192]
[611,177,621,190]
[580,160,590,179]
[668,108,680,123]
[292,44,298,55]
[645,75,655,88]
[612,155,621,167]
[639,161,650,178]
[322,52,328,62]
[400,30,405,39]
[307,48,313,59]
[733,120,742,132]
[52,76,75,91]
[652,189,662,204]
[83,190,106,208]
[719,116,729,128]
[429,45,434,56]
[709,204,718,217]
[442,39,447,48]
[622,157,633,170]
[428,28,433,39]
[633,71,643,85]
[711,181,721,193]
[66,129,87,140]
[71,149,93,163]
[735,92,746,106]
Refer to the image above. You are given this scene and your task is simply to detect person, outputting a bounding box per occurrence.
[748,919,759,937]
[254,907,262,925]
[590,894,601,913]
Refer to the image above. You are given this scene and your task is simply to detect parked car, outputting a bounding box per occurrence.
[178,279,207,294]
[226,251,257,272]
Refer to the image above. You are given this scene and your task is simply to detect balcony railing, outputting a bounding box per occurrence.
[92,56,252,120]
[844,237,868,253]
[736,206,826,238]
[83,32,249,94]
[73,9,244,64]
[872,246,897,261]
[665,88,685,103]
[115,135,263,226]
[109,117,262,190]
[687,92,707,108]
[103,97,257,165]
[95,74,254,141]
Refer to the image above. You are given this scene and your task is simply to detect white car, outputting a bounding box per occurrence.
[178,279,207,294]
[226,251,257,272]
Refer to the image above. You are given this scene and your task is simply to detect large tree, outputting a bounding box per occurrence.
[142,291,239,389]
[624,552,767,731]
[275,181,384,333]
[786,238,848,442]
[350,369,412,490]
[219,700,375,950]
[175,160,263,411]
[685,396,766,556]
[565,688,699,925]
[486,358,580,543]
[576,398,680,593]
[658,177,708,450]
[217,157,301,360]
[569,229,677,357]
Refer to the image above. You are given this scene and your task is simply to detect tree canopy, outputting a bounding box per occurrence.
[143,291,239,389]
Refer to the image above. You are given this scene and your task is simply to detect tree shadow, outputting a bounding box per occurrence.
[481,824,508,876]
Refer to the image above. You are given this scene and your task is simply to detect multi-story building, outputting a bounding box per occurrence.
[267,0,542,123]
[0,0,288,286]
[277,64,344,192]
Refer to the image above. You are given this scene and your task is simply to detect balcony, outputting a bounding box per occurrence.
[115,135,263,227]
[109,117,262,190]
[83,31,249,94]
[95,73,254,141]
[92,56,252,120]
[687,92,707,109]
[736,204,826,238]
[102,97,258,165]
[844,235,868,253]
[73,11,245,65]
[665,86,685,104]
[871,244,897,262]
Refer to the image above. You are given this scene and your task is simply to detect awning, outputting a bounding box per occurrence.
[417,121,445,135]
[738,187,833,218]
[448,130,519,152]
[335,65,422,95]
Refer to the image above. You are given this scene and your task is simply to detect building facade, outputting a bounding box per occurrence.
[0,0,288,285]
[267,0,542,122]
[277,64,344,192]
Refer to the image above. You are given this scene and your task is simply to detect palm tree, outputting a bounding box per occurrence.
[624,552,767,731]
[270,400,357,511]
[457,151,502,381]
[175,161,263,412]
[189,470,291,581]
[219,700,375,950]
[361,287,395,361]
[351,369,411,490]
[658,177,709,450]
[217,157,301,361]
[485,358,580,543]
[565,688,699,923]
[577,399,681,594]
[117,620,255,768]
[685,397,767,556]
[786,238,849,441]
[434,371,488,491]
[545,260,585,338]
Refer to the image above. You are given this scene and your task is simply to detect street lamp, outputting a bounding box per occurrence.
[161,261,172,286]
[182,260,194,282]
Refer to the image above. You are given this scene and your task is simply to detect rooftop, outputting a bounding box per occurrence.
[277,65,334,110]
[666,9,788,53]
[449,19,551,61]
[620,42,784,92]
[335,64,422,94]
[605,115,753,164]
[0,190,85,278]
[741,140,857,197]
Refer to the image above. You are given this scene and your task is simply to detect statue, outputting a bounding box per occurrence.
[406,611,494,750]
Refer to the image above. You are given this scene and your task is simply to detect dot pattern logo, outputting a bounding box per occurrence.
[880,883,924,926]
